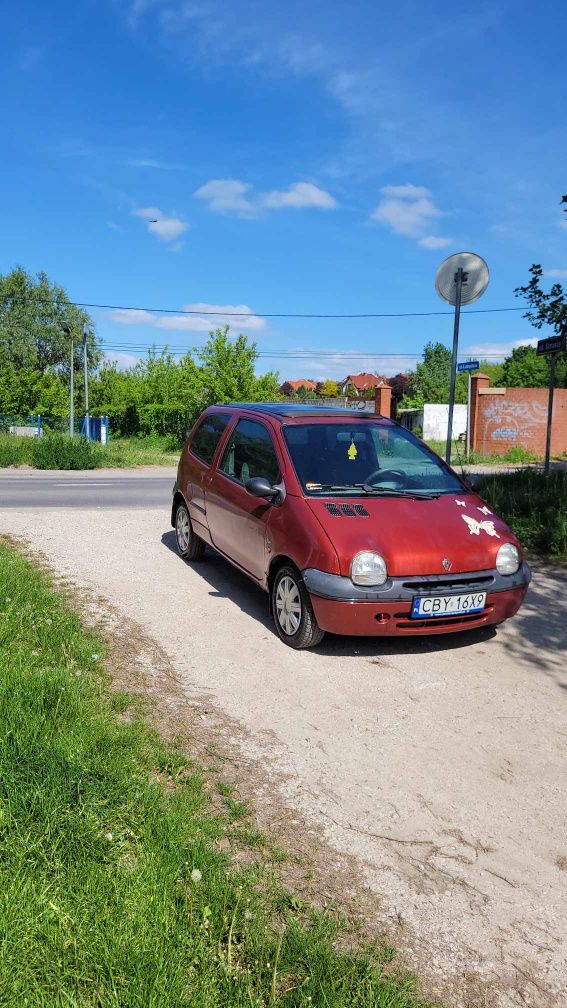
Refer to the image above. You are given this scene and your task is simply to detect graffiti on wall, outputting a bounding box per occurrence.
[480,398,547,447]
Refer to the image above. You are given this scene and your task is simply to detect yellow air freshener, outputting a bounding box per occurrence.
[347,440,358,461]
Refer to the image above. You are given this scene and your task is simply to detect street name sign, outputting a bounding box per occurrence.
[536,334,565,356]
[457,360,480,372]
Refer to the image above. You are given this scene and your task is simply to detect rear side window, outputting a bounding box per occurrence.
[220,418,280,485]
[190,413,229,465]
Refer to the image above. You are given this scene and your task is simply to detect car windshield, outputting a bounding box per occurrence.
[282,422,466,497]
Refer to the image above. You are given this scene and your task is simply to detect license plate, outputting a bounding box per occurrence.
[411,592,486,618]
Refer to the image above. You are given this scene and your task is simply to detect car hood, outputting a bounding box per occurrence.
[305,492,519,577]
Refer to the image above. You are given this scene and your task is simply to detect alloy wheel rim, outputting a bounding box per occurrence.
[275,575,302,636]
[176,508,190,551]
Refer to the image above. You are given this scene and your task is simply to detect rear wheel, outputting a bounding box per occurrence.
[271,564,324,649]
[175,500,205,561]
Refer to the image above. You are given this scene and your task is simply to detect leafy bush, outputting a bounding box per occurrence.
[31,434,103,470]
[0,435,35,467]
[476,469,567,559]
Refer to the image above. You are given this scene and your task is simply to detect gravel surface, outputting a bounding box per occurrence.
[1,505,565,1007]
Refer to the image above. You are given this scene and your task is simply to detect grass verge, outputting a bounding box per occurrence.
[0,541,428,1008]
[0,434,178,469]
[424,439,539,465]
[474,469,567,559]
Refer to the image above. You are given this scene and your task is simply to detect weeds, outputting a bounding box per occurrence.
[475,469,567,559]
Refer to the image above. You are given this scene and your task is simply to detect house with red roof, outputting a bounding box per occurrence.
[279,379,317,396]
[339,372,385,396]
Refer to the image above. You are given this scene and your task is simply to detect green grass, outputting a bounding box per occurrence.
[425,439,539,465]
[102,435,180,467]
[0,541,429,1008]
[0,434,34,467]
[0,434,178,470]
[475,469,567,559]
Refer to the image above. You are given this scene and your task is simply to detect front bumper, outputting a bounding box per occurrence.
[302,563,531,637]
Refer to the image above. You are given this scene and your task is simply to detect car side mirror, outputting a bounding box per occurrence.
[245,476,278,500]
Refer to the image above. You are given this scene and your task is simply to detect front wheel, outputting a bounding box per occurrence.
[175,500,206,561]
[271,565,324,649]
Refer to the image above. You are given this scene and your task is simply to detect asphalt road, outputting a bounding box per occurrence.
[0,468,177,509]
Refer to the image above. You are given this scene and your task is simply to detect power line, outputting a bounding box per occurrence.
[99,343,512,360]
[82,301,525,319]
[2,295,525,319]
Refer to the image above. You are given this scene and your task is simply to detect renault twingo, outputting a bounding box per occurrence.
[172,404,530,648]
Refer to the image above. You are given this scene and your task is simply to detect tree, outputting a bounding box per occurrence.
[404,342,467,405]
[501,345,549,387]
[513,197,567,386]
[318,379,339,397]
[295,385,318,399]
[196,327,279,405]
[0,365,67,415]
[0,266,100,375]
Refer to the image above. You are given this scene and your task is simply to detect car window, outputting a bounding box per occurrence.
[220,418,280,485]
[190,413,230,465]
[282,422,465,495]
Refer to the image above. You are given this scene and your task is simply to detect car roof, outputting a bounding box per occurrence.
[221,402,392,422]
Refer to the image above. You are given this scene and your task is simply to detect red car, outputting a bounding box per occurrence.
[172,403,531,649]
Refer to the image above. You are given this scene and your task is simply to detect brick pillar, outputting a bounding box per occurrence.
[374,382,393,418]
[469,373,490,454]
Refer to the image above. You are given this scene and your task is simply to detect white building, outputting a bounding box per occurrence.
[398,403,467,442]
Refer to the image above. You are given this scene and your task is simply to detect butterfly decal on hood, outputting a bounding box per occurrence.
[461,514,500,538]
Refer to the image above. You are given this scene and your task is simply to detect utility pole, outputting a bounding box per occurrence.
[445,267,464,464]
[83,326,90,439]
[61,323,74,436]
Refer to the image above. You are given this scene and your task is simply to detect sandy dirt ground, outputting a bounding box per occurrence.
[1,506,565,1007]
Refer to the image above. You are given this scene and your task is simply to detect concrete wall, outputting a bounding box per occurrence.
[422,404,467,441]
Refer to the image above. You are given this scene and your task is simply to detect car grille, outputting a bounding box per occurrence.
[401,574,494,593]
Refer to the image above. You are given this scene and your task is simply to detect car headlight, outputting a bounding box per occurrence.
[351,551,388,586]
[496,543,520,575]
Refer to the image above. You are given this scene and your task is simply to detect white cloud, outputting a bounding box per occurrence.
[108,303,266,333]
[108,309,155,326]
[370,184,451,249]
[103,351,142,370]
[194,179,255,217]
[380,184,431,200]
[545,268,567,278]
[418,235,453,250]
[273,350,419,382]
[463,338,538,360]
[195,178,338,216]
[133,206,188,242]
[261,182,337,210]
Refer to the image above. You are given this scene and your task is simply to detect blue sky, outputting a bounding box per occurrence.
[2,0,566,381]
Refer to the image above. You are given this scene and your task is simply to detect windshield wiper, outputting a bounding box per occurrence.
[363,484,440,499]
[307,482,440,499]
[306,483,367,492]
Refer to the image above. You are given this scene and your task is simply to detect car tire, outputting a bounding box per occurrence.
[174,500,206,561]
[271,564,325,650]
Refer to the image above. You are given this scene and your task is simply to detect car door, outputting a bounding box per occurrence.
[183,412,231,535]
[206,417,282,580]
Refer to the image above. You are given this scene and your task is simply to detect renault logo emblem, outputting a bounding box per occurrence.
[442,557,452,571]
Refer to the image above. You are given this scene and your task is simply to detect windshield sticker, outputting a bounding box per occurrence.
[455,499,466,506]
[347,440,358,461]
[461,514,500,538]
